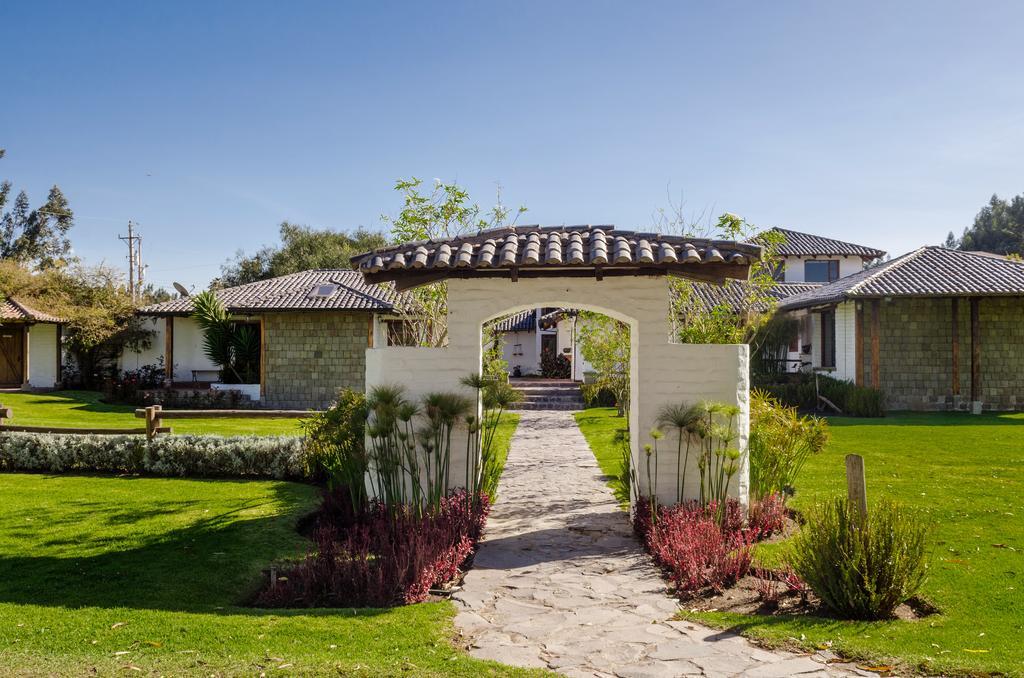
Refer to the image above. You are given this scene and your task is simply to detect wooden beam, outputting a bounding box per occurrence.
[970,297,981,402]
[367,314,374,348]
[854,302,864,386]
[164,316,174,383]
[870,299,880,389]
[22,325,30,387]
[951,298,960,396]
[259,315,267,398]
[55,324,63,388]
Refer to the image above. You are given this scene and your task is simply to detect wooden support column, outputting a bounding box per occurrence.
[259,315,266,398]
[55,324,63,387]
[950,298,960,396]
[367,315,374,348]
[22,324,30,387]
[970,297,981,402]
[164,317,174,384]
[854,302,864,386]
[870,299,880,389]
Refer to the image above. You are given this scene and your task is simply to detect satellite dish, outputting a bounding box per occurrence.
[173,282,191,297]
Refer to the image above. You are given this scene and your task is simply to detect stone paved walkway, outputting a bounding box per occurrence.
[453,410,863,678]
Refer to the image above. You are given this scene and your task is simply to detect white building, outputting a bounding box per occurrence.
[494,307,592,381]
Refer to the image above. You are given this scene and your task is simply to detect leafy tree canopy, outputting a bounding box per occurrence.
[217,221,389,287]
[948,193,1024,256]
[0,150,75,269]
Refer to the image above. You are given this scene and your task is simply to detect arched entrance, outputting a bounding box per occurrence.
[353,225,761,507]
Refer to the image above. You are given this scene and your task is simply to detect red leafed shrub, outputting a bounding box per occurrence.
[256,490,490,608]
[635,498,753,594]
[747,493,786,541]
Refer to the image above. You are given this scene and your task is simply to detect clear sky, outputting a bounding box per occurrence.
[3,1,1023,290]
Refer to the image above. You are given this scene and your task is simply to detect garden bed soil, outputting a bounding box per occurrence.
[682,575,937,621]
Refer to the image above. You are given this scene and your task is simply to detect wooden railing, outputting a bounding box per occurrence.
[0,404,309,439]
[134,405,309,439]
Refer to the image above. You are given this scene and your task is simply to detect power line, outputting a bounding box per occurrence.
[117,221,145,301]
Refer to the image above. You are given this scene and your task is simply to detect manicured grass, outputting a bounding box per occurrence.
[574,407,630,506]
[677,411,1024,677]
[0,414,528,675]
[0,390,303,436]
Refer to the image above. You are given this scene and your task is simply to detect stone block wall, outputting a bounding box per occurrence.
[263,311,371,409]
[858,297,1024,411]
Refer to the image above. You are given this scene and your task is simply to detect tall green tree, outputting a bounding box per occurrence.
[217,221,388,287]
[956,193,1024,255]
[0,150,75,269]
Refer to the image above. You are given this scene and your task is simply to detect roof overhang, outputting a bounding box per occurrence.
[351,225,762,291]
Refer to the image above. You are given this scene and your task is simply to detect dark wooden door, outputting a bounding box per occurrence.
[0,327,24,385]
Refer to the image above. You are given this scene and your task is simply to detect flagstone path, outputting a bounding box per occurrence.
[453,410,865,678]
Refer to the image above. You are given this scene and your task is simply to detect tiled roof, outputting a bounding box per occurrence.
[685,281,822,313]
[0,298,62,323]
[778,247,1024,311]
[757,228,886,259]
[491,310,536,333]
[352,225,762,289]
[138,270,402,316]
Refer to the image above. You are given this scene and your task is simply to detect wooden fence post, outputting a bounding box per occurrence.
[0,405,8,427]
[152,405,163,439]
[144,406,155,440]
[845,453,868,517]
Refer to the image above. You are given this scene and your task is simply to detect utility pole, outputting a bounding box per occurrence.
[118,221,142,301]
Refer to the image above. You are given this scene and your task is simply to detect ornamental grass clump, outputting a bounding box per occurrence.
[790,497,931,620]
[749,390,829,502]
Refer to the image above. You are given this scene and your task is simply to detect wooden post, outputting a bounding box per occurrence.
[152,405,163,437]
[951,298,960,396]
[870,299,881,389]
[0,405,8,426]
[164,317,174,384]
[55,324,63,388]
[854,302,864,386]
[22,325,30,388]
[144,406,155,440]
[970,297,980,405]
[259,316,266,399]
[367,315,374,348]
[845,453,868,518]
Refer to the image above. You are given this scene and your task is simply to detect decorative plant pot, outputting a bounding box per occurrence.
[211,383,261,401]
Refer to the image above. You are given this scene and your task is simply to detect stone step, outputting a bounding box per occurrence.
[509,401,583,411]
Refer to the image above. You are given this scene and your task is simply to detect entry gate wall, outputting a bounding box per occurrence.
[365,275,750,507]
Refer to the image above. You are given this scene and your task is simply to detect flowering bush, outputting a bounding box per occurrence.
[634,497,753,594]
[0,432,308,479]
[747,493,786,540]
[256,490,490,607]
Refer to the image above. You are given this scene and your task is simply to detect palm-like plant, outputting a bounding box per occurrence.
[191,290,241,383]
[657,401,704,504]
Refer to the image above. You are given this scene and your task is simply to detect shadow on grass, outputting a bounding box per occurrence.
[0,476,387,617]
[826,411,1024,428]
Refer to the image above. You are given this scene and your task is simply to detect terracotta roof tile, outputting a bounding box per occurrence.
[757,227,885,259]
[0,298,62,323]
[138,269,402,316]
[352,225,761,289]
[778,247,1024,311]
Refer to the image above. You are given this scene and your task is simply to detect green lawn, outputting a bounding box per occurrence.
[0,390,303,436]
[576,407,1024,676]
[574,407,630,506]
[0,415,529,676]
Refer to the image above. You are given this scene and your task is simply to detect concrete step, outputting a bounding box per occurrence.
[510,379,584,411]
[509,401,583,411]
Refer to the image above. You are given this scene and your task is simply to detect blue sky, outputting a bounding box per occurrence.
[3,1,1023,289]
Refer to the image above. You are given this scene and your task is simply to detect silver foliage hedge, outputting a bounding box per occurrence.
[0,432,308,479]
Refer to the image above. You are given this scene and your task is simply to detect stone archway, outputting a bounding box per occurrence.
[353,225,761,507]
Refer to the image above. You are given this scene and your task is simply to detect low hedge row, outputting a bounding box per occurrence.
[758,373,885,418]
[0,432,309,480]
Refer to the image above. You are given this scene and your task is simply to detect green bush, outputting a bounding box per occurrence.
[760,373,885,417]
[790,497,930,620]
[0,432,308,479]
[301,389,369,505]
[749,390,829,501]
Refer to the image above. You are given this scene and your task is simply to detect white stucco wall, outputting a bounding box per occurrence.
[27,323,59,387]
[834,301,857,381]
[501,329,540,375]
[122,316,219,381]
[782,256,864,283]
[365,276,750,508]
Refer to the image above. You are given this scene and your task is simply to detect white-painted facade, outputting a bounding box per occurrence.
[26,323,60,388]
[121,316,220,382]
[497,309,593,381]
[365,276,750,508]
[779,255,864,283]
